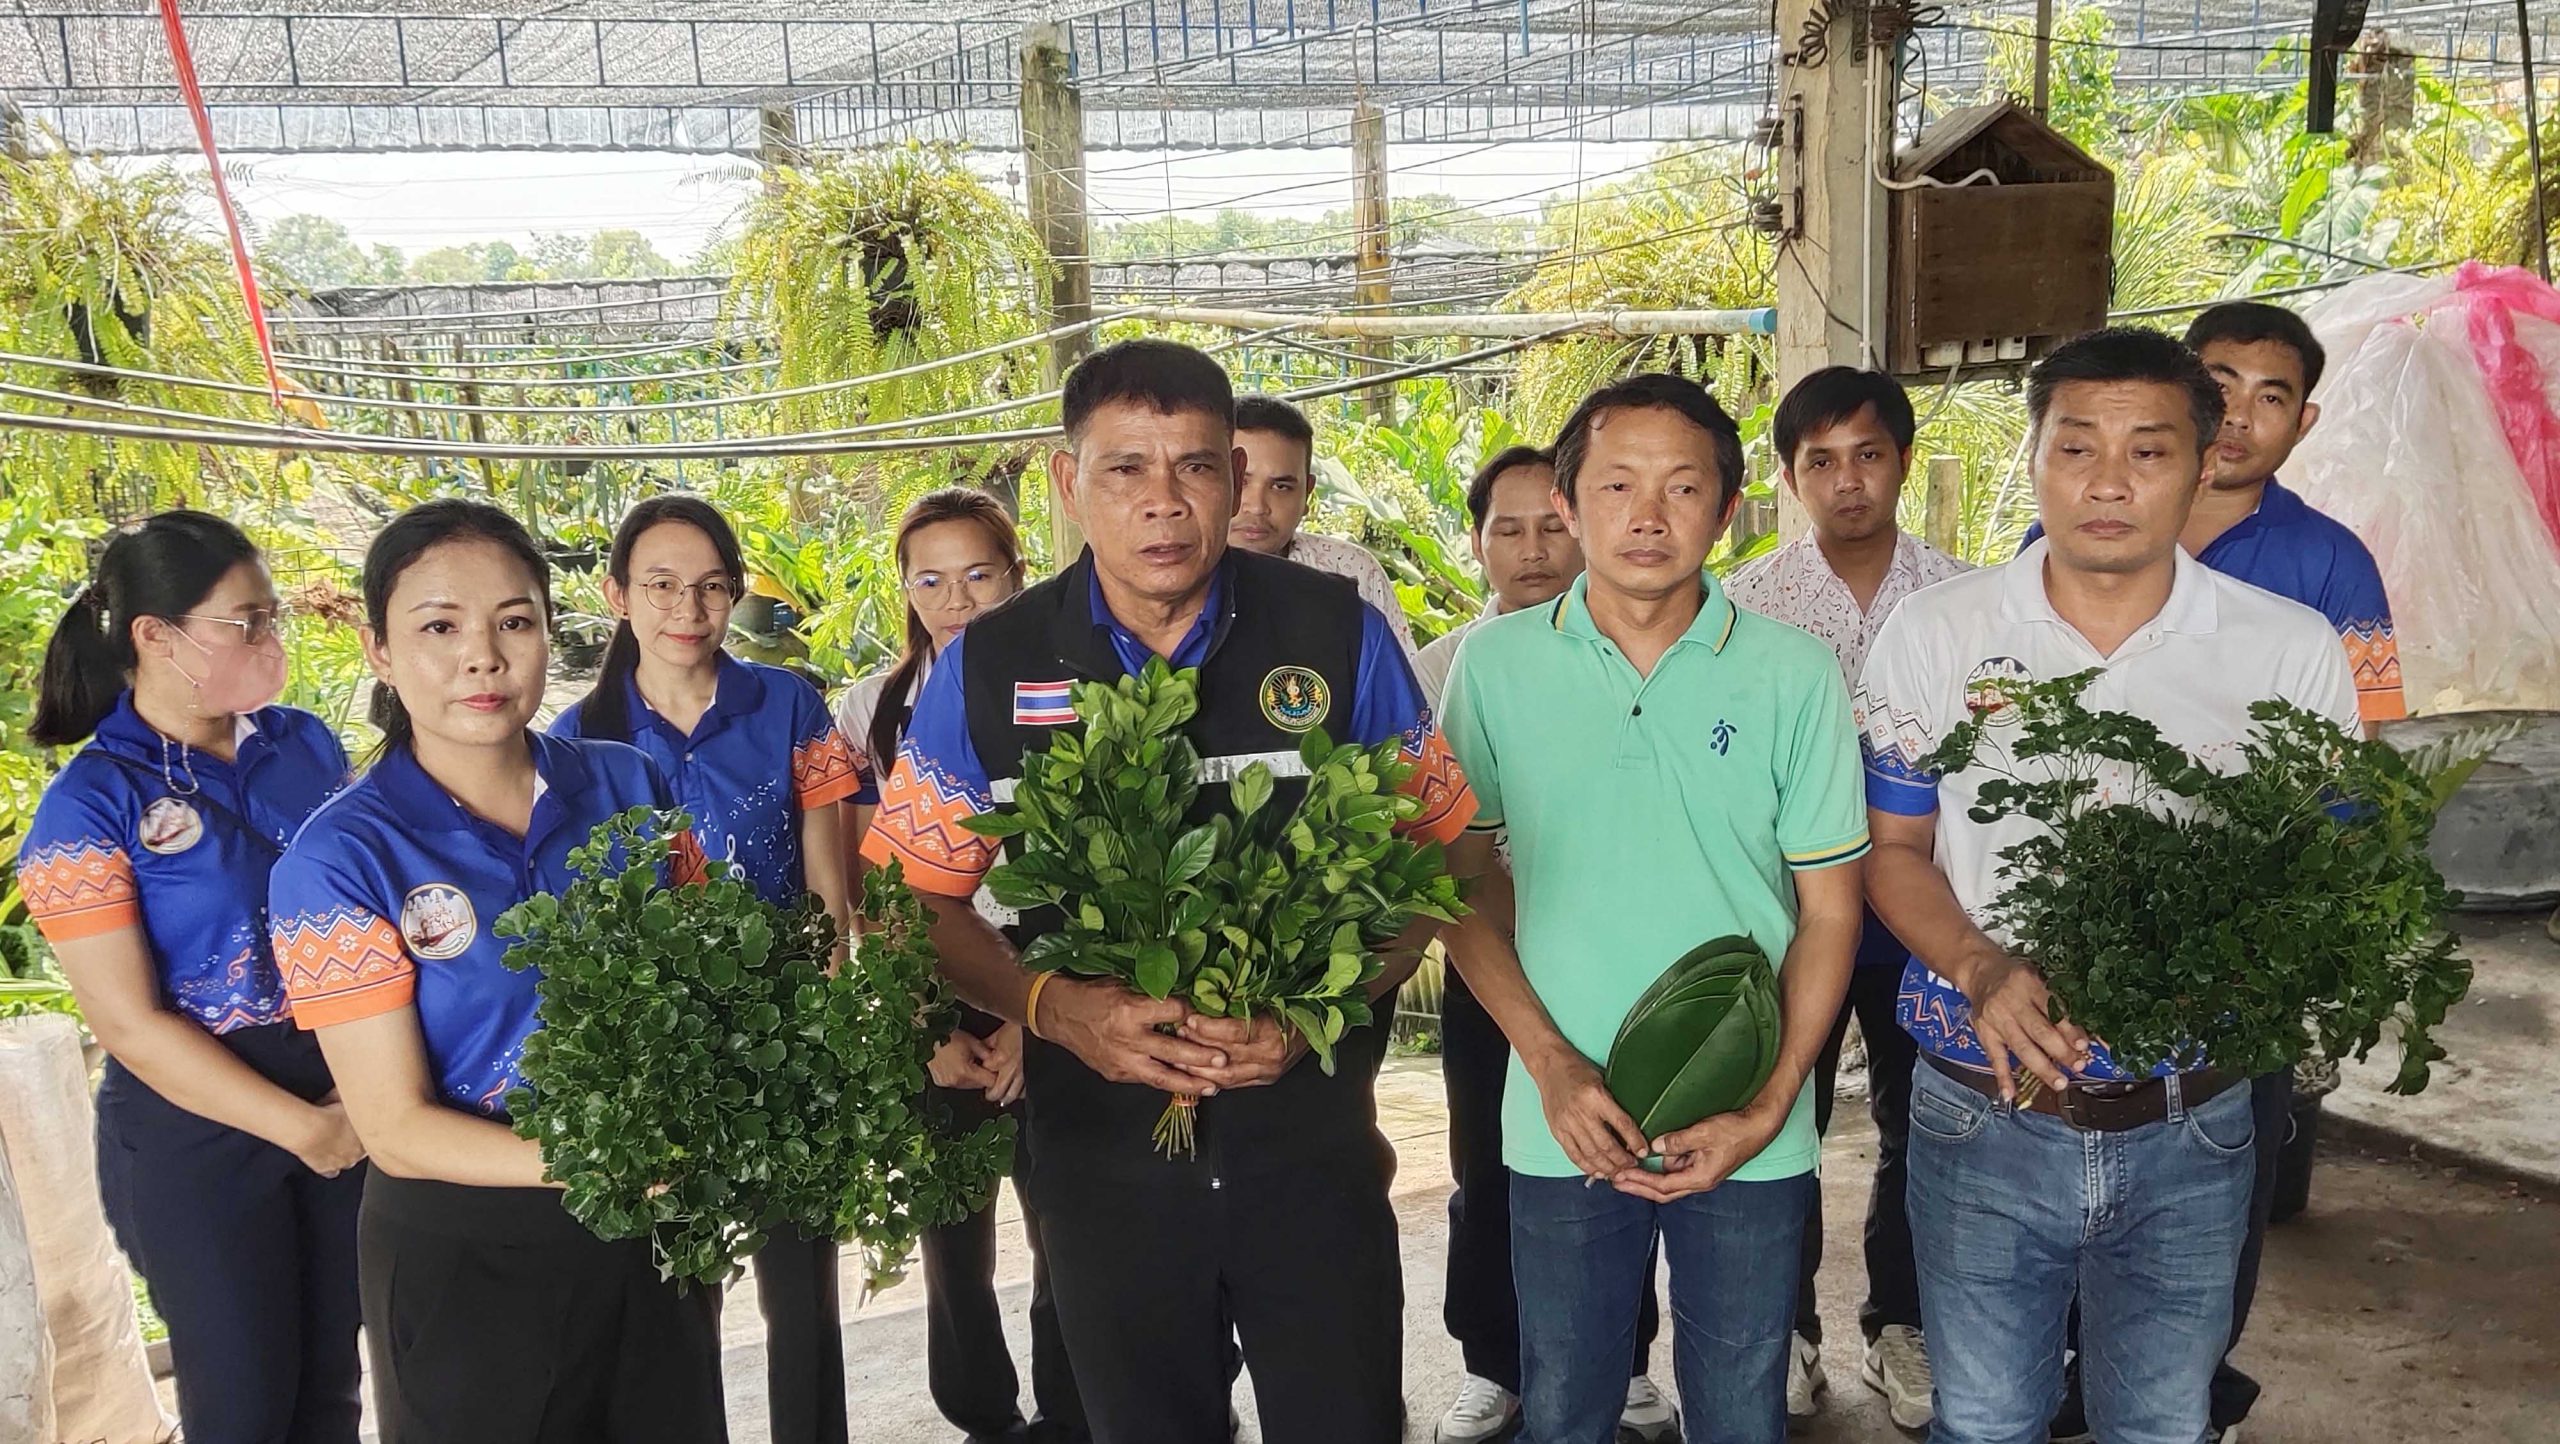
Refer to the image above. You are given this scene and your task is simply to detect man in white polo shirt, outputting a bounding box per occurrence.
[1858,328,2357,1444]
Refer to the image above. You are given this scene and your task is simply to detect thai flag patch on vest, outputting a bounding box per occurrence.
[1013,680,1077,726]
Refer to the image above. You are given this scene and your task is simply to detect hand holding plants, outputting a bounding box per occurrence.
[498,809,1011,1287]
[1953,944,2095,1102]
[1925,672,2474,1093]
[966,659,1467,1154]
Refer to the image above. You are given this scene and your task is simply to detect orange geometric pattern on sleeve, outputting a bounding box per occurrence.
[19,841,141,942]
[791,728,869,810]
[1394,726,1479,848]
[2343,620,2407,724]
[857,751,998,898]
[272,907,416,1029]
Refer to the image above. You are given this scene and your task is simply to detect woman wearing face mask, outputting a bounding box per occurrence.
[268,499,726,1443]
[837,488,1087,1444]
[21,510,366,1444]
[552,495,863,1444]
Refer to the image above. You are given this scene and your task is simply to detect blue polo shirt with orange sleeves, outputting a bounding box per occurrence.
[550,654,865,906]
[268,732,698,1119]
[20,694,350,1033]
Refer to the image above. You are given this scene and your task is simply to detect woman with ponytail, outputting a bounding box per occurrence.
[20,510,365,1444]
[836,488,1088,1443]
[268,499,726,1442]
[550,493,863,1444]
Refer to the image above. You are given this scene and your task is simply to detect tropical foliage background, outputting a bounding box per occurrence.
[1,7,2553,1000]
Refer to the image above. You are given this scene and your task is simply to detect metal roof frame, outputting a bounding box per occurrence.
[1,0,2545,154]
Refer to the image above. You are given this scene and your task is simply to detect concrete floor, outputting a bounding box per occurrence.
[707,1055,2560,1444]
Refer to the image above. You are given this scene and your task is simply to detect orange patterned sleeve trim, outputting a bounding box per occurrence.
[272,907,417,1029]
[20,841,142,942]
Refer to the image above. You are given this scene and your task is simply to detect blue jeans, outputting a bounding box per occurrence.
[1511,1170,1813,1444]
[1907,1059,2255,1444]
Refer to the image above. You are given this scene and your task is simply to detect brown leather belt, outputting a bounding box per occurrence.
[1924,1052,2242,1132]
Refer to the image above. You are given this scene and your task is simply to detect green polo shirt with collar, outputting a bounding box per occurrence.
[1440,570,1870,1181]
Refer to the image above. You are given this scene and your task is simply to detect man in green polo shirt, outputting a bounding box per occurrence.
[1440,373,1868,1444]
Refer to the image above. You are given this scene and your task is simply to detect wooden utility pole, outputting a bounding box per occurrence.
[758,104,800,192]
[1925,454,1963,556]
[1772,0,1892,536]
[1022,23,1092,560]
[2032,0,2055,115]
[1351,101,1395,423]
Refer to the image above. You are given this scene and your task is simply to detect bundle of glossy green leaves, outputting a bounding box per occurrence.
[497,808,1012,1286]
[964,659,1467,1154]
[1605,934,1782,1139]
[1926,671,2473,1093]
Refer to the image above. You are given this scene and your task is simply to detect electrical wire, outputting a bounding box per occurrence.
[0,324,1579,462]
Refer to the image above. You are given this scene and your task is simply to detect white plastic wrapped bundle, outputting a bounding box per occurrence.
[2293,268,2560,713]
[0,1017,172,1444]
[0,1138,53,1444]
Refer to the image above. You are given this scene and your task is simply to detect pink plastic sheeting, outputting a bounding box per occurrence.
[2293,270,2560,712]
[2451,262,2560,552]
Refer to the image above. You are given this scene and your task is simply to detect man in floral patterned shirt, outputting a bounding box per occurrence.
[1727,366,1968,1432]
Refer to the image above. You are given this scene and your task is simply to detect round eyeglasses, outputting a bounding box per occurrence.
[637,576,741,612]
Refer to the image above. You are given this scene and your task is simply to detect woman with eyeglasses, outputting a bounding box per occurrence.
[550,493,865,1444]
[20,510,366,1444]
[836,487,1088,1443]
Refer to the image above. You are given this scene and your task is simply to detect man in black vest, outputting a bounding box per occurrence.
[860,339,1477,1444]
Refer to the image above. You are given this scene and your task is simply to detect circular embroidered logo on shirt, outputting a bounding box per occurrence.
[1259,666,1331,733]
[1963,657,2034,726]
[138,798,204,855]
[401,884,477,961]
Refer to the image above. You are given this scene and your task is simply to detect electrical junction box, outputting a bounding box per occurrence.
[1889,101,2115,378]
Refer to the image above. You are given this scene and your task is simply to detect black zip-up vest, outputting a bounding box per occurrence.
[959,546,1395,1182]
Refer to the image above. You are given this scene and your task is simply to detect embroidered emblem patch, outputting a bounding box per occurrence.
[1962,657,2034,726]
[138,797,204,855]
[1014,680,1077,726]
[1259,666,1331,733]
[400,883,477,961]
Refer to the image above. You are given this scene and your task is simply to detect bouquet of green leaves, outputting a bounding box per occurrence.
[497,808,1012,1287]
[1926,671,2476,1095]
[964,659,1467,1155]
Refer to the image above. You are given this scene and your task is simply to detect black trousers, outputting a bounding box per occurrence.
[922,1079,1087,1443]
[1442,967,1658,1394]
[357,1172,728,1444]
[1794,961,1923,1346]
[747,1226,847,1444]
[2211,1067,2294,1428]
[1026,1136,1403,1444]
[93,1034,364,1444]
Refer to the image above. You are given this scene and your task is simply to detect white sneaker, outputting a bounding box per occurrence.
[1435,1375,1518,1444]
[1620,1375,1678,1442]
[1786,1335,1829,1421]
[1860,1324,1935,1430]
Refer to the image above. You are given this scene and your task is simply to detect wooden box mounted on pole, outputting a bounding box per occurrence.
[1887,101,2112,377]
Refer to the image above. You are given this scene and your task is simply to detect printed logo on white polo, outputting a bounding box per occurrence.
[1014,680,1077,726]
[1962,657,2034,727]
[138,797,204,855]
[400,884,477,961]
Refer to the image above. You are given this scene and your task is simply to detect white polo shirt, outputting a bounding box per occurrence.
[1855,539,2359,1077]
